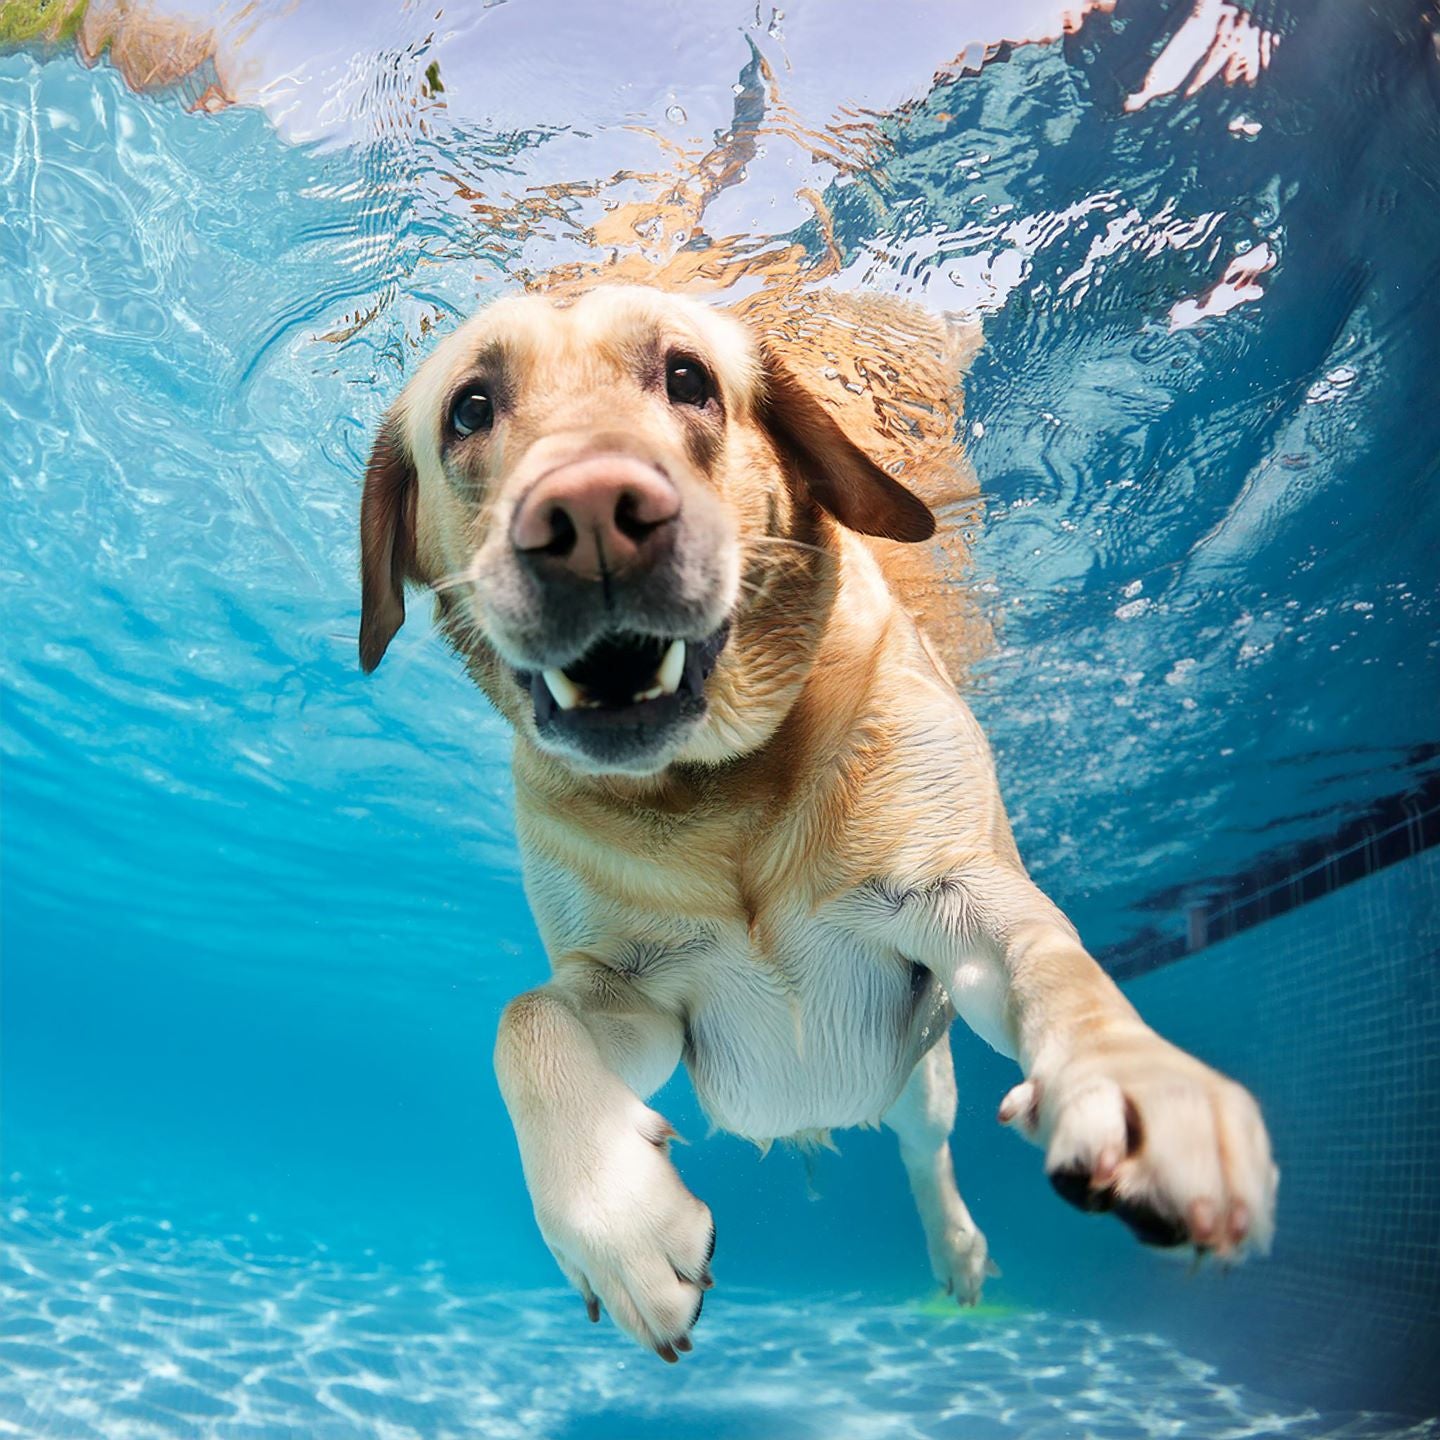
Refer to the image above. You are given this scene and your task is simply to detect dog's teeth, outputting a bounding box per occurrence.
[634,685,663,702]
[542,669,584,711]
[656,639,685,695]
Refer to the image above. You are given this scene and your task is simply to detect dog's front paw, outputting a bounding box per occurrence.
[533,1103,715,1362]
[1000,1027,1278,1260]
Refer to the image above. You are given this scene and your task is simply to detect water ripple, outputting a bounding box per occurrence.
[0,0,1436,998]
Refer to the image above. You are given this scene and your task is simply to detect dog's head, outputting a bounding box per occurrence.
[359,286,934,776]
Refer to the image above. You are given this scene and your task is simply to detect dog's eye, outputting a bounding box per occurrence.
[449,389,494,437]
[665,355,713,408]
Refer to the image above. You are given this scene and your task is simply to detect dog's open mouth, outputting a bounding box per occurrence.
[519,625,730,732]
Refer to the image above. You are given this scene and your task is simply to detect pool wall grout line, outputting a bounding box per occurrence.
[1100,767,1440,981]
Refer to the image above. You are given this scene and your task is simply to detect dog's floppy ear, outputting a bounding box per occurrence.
[757,348,935,544]
[359,412,418,673]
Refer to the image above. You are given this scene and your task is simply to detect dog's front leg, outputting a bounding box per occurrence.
[494,972,714,1360]
[877,867,1278,1259]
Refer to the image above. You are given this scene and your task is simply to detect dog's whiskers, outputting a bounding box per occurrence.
[430,570,477,595]
[747,535,831,560]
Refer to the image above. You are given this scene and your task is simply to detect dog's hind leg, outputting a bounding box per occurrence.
[884,1038,995,1305]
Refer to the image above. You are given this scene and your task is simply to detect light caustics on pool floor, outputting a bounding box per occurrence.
[2,1183,1436,1440]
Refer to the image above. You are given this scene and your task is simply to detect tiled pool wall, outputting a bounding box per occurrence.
[1096,835,1440,1416]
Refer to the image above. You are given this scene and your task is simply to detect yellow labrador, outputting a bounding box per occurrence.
[358,285,1278,1361]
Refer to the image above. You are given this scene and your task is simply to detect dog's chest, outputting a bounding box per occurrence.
[681,906,946,1143]
[524,846,946,1143]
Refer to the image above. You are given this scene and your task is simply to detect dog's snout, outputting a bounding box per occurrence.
[512,457,680,580]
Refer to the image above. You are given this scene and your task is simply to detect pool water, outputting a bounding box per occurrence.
[7,1190,1436,1440]
[3,1,1438,1435]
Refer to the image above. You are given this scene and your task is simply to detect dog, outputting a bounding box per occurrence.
[357,284,1278,1361]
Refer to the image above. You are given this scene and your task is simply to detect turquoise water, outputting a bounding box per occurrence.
[3,1,1438,1435]
[8,1188,1434,1440]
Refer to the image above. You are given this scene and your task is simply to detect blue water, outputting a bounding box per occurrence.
[3,1,1439,1435]
[9,1191,1434,1440]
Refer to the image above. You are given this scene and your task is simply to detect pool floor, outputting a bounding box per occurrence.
[2,1183,1435,1440]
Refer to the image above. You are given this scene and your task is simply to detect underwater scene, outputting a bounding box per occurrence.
[2,0,1438,1435]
